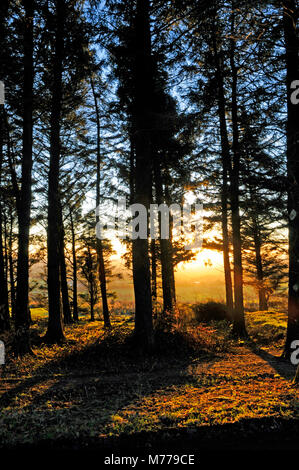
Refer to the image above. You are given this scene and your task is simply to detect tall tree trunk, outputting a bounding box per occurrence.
[70,209,78,322]
[90,292,94,321]
[253,224,268,311]
[0,1,10,332]
[59,206,72,324]
[211,15,234,316]
[248,187,268,311]
[3,212,8,284]
[0,214,10,332]
[44,0,65,344]
[14,0,34,354]
[282,0,299,359]
[164,173,176,306]
[247,178,268,311]
[229,6,247,338]
[129,135,135,205]
[90,76,111,328]
[9,214,16,320]
[88,247,95,321]
[0,110,10,331]
[150,237,157,311]
[131,0,154,350]
[153,159,175,313]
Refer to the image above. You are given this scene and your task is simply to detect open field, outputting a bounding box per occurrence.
[0,307,298,463]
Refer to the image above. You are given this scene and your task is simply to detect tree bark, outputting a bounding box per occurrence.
[14,0,34,354]
[87,246,95,321]
[90,76,111,328]
[164,173,176,306]
[251,213,268,311]
[70,209,78,322]
[0,110,10,331]
[150,238,157,311]
[9,214,16,319]
[131,0,154,351]
[211,14,234,317]
[229,6,247,338]
[153,159,175,313]
[44,0,65,344]
[282,0,299,359]
[59,206,72,324]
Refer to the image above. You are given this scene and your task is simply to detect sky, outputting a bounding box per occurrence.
[109,235,227,304]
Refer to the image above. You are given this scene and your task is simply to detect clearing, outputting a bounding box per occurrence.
[0,308,299,463]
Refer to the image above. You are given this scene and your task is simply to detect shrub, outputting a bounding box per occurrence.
[192,301,231,323]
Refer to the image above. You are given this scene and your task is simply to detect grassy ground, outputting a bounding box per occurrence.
[0,307,299,457]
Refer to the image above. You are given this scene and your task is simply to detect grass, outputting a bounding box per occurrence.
[245,310,287,346]
[0,306,298,449]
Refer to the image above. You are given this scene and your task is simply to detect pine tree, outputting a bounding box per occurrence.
[282,0,299,359]
[14,0,35,354]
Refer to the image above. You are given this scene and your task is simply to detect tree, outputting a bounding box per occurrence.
[14,0,34,354]
[282,0,299,359]
[131,0,155,349]
[43,0,90,343]
[69,205,79,321]
[90,74,111,328]
[44,0,66,344]
[78,239,98,321]
[106,0,155,349]
[240,120,287,311]
[210,10,234,315]
[228,2,247,337]
[59,202,73,324]
[0,108,10,332]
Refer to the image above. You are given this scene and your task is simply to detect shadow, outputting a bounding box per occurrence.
[0,327,220,421]
[247,339,296,380]
[2,328,298,458]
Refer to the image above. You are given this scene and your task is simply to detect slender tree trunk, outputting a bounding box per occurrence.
[9,214,16,319]
[282,0,299,359]
[89,280,95,321]
[97,242,110,325]
[90,77,111,328]
[0,1,10,332]
[14,0,34,354]
[90,283,95,321]
[59,207,72,324]
[246,179,268,311]
[129,135,135,205]
[44,0,65,344]
[86,245,95,321]
[0,111,10,331]
[131,0,154,350]
[153,160,175,313]
[254,236,268,311]
[90,292,94,321]
[150,238,157,310]
[251,215,268,311]
[211,16,234,316]
[3,212,8,284]
[229,7,247,338]
[164,173,176,306]
[70,209,78,322]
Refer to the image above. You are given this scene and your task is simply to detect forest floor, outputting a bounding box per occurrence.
[0,308,299,463]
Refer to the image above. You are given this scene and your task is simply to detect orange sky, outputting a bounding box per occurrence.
[110,239,227,304]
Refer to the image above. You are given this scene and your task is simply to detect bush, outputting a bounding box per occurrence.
[193,301,231,323]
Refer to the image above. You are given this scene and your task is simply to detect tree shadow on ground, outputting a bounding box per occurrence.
[0,327,222,438]
[2,329,299,457]
[247,339,296,380]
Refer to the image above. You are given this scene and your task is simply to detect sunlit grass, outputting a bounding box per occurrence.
[0,307,298,447]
